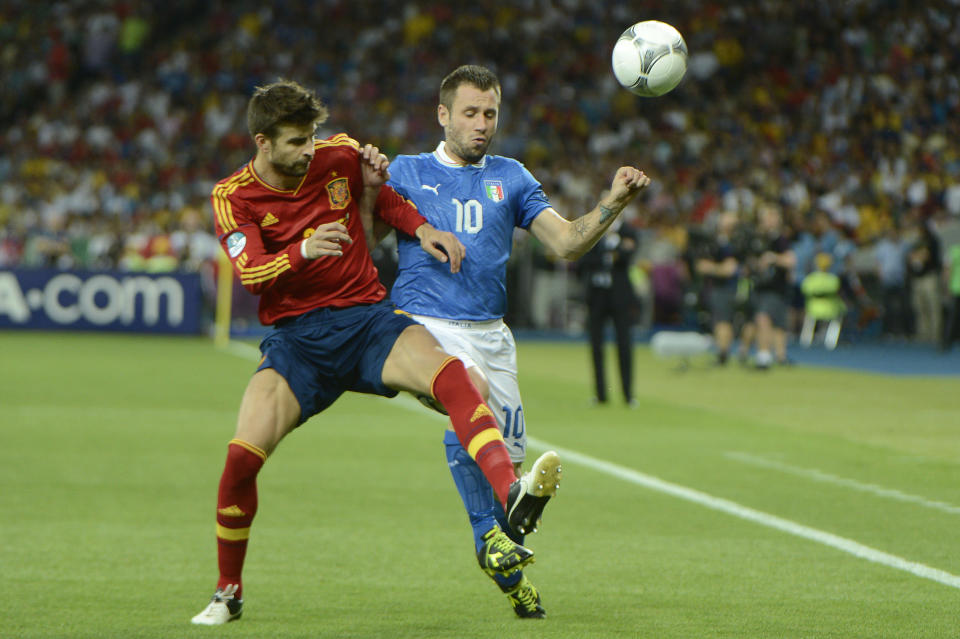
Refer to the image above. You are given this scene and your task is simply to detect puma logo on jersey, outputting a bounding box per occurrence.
[421,184,440,195]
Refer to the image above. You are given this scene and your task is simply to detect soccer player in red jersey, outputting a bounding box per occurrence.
[191,79,560,625]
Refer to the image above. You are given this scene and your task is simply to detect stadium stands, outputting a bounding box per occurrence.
[2,0,958,337]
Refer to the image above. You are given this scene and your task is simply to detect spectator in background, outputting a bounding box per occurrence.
[170,205,221,271]
[644,220,689,326]
[694,211,741,365]
[874,225,910,339]
[941,241,960,352]
[21,214,72,269]
[750,203,796,369]
[580,218,639,405]
[733,285,757,365]
[3,0,960,340]
[800,252,846,350]
[793,210,839,282]
[144,235,178,273]
[907,217,943,344]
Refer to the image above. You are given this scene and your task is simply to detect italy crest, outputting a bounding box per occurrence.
[484,180,505,202]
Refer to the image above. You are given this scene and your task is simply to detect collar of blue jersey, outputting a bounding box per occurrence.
[434,141,487,168]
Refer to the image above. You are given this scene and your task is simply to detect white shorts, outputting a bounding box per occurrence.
[412,314,526,463]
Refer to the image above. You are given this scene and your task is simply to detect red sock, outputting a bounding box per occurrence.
[215,439,266,599]
[431,357,516,506]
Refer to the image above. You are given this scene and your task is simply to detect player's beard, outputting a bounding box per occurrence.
[272,157,311,177]
[449,135,490,165]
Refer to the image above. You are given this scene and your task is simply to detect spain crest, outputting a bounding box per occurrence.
[326,177,351,210]
[484,180,505,203]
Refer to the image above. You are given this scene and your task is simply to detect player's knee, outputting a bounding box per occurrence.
[236,369,300,452]
[412,358,483,417]
[226,439,267,472]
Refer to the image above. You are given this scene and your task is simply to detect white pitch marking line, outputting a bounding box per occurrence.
[222,340,262,360]
[387,393,960,590]
[537,442,960,591]
[220,341,960,590]
[725,451,960,515]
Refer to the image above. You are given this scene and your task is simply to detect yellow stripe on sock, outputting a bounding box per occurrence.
[467,427,505,459]
[230,438,267,461]
[217,524,250,541]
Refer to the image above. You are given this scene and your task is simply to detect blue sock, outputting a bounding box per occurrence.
[444,430,523,591]
[444,430,499,553]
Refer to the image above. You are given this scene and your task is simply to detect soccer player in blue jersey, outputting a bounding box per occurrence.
[383,65,650,618]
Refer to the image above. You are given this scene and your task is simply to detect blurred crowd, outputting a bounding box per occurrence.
[2,0,960,346]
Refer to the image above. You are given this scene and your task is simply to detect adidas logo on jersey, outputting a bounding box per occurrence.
[261,212,279,227]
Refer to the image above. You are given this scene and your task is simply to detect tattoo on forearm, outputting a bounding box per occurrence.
[573,216,589,238]
[599,204,617,224]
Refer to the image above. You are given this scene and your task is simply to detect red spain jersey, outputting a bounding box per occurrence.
[211,133,426,325]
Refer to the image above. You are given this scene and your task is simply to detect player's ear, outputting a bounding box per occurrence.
[437,103,449,128]
[254,132,271,155]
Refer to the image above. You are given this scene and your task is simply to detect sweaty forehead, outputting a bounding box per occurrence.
[452,85,500,111]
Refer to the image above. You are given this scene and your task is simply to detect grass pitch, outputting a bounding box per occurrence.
[1,332,958,638]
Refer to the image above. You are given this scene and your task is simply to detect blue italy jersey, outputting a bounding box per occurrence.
[388,143,551,320]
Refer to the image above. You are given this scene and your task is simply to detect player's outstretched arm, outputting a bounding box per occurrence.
[530,166,650,261]
[415,223,465,273]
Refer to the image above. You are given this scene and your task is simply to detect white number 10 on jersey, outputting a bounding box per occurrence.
[452,198,483,234]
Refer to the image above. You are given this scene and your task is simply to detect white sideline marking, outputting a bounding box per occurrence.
[219,341,960,590]
[537,442,960,591]
[388,393,960,590]
[223,340,261,360]
[726,451,960,515]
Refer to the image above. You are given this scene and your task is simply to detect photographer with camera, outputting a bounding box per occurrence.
[746,204,796,369]
[693,211,742,365]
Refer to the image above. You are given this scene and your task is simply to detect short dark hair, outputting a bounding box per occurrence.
[246,79,329,140]
[439,65,501,110]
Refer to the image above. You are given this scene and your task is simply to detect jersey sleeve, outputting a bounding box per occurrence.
[373,184,427,237]
[514,163,552,229]
[211,189,309,295]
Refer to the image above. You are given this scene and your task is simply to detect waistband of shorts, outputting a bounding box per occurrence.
[410,313,504,331]
[273,301,381,327]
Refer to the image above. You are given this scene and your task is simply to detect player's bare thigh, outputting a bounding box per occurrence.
[383,325,518,473]
[381,324,461,395]
[233,368,301,455]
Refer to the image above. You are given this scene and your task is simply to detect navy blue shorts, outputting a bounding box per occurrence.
[256,301,419,424]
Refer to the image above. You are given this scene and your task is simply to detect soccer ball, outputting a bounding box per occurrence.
[612,20,688,97]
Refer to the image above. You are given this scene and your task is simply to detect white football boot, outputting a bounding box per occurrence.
[191,584,243,625]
